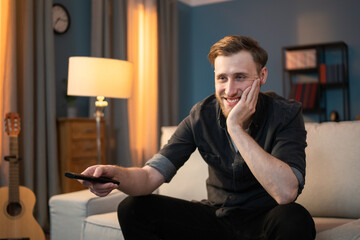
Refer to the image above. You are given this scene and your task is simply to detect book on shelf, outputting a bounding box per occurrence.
[309,83,318,109]
[319,64,326,83]
[319,63,344,84]
[289,83,318,109]
[302,83,312,108]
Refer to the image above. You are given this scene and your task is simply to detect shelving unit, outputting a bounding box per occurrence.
[282,42,350,122]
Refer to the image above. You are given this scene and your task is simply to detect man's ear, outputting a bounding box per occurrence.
[259,67,268,85]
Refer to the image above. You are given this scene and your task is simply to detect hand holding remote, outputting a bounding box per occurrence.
[65,171,120,185]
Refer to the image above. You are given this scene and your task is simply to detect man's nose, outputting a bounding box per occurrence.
[225,79,238,96]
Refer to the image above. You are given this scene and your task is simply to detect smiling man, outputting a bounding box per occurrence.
[80,35,316,240]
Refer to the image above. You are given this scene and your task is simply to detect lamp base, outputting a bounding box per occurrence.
[94,96,108,164]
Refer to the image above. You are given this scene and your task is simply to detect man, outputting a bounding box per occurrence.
[81,35,316,240]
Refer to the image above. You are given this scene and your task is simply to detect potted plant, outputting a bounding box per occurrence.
[63,78,77,117]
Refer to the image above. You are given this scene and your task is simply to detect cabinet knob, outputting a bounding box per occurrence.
[84,128,95,133]
[83,146,96,151]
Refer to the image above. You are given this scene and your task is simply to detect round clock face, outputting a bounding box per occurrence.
[52,4,70,34]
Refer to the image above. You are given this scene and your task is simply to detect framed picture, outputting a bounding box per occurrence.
[285,49,316,70]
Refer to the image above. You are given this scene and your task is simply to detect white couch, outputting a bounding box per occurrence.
[49,121,360,240]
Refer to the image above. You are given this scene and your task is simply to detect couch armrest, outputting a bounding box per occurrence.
[49,189,127,240]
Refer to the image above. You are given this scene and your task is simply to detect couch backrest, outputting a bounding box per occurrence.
[158,121,360,218]
[158,126,208,201]
[296,121,360,219]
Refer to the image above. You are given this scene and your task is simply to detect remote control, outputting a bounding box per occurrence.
[64,171,120,185]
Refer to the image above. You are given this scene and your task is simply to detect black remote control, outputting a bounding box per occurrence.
[65,171,120,185]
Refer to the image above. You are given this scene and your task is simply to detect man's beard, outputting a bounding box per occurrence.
[215,93,231,118]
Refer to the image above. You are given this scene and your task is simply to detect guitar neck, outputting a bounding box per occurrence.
[8,136,20,203]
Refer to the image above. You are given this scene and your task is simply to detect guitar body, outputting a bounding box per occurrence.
[0,186,45,240]
[1,112,45,239]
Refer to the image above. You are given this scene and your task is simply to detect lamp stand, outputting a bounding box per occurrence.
[94,96,108,164]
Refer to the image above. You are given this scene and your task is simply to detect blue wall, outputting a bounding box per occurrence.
[54,0,360,121]
[178,0,360,122]
[54,0,91,118]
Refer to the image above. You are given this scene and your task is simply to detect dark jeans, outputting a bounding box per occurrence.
[117,194,316,240]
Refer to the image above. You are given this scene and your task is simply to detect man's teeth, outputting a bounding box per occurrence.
[227,98,239,103]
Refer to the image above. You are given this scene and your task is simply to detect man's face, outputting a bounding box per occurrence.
[214,51,261,118]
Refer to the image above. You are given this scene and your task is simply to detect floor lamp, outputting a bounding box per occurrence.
[67,57,133,164]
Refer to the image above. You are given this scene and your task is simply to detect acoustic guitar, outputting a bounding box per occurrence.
[0,112,45,240]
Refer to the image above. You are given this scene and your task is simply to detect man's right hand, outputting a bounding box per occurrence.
[80,164,165,197]
[80,165,121,197]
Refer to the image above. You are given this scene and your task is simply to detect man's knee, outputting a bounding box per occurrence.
[118,195,164,239]
[118,195,145,213]
[118,196,135,227]
[118,195,156,224]
[264,203,316,240]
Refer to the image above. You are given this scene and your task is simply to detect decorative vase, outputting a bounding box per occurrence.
[67,107,77,118]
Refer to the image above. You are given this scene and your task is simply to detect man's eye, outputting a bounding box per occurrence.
[236,75,251,82]
[217,76,226,81]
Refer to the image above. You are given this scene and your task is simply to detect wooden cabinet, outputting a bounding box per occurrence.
[57,118,106,193]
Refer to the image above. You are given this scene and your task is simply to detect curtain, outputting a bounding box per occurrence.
[157,0,178,129]
[0,0,59,231]
[127,0,159,166]
[91,0,132,167]
[0,0,12,185]
[90,0,178,167]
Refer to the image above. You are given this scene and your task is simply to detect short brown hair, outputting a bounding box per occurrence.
[208,35,268,73]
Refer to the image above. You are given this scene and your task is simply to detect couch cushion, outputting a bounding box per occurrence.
[158,149,208,201]
[82,212,124,240]
[158,126,208,201]
[313,217,355,233]
[297,121,360,219]
[315,218,360,240]
[49,189,126,240]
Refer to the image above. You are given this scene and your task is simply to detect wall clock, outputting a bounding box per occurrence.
[52,4,70,34]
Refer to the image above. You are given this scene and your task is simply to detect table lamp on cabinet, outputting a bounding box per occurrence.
[67,56,133,164]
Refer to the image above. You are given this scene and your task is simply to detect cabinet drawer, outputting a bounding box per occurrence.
[62,157,98,193]
[68,157,98,173]
[70,121,105,139]
[71,139,98,157]
[57,118,107,193]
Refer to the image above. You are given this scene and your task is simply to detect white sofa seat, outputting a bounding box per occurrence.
[81,212,123,240]
[49,121,360,240]
[49,189,127,240]
[296,121,360,236]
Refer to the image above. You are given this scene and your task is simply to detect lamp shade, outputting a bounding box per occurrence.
[67,57,133,99]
